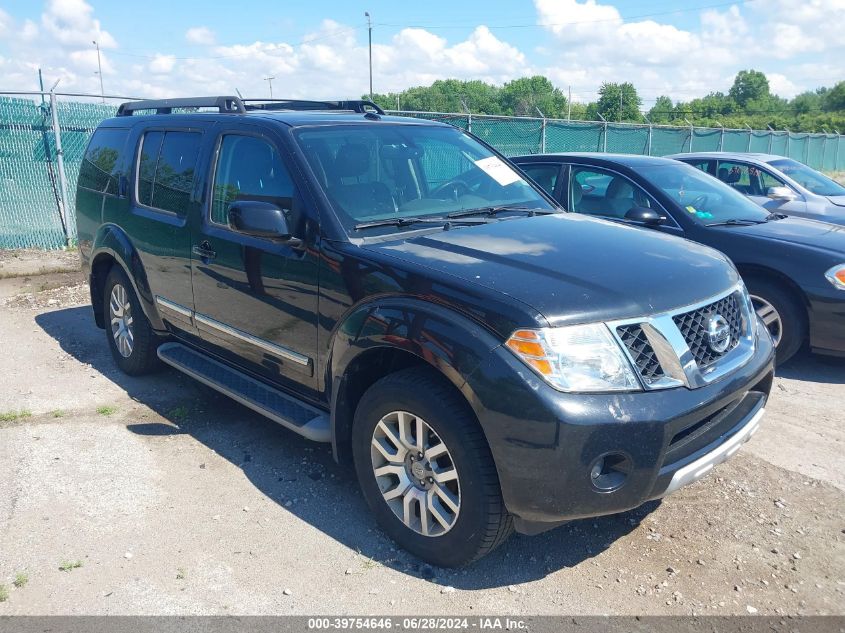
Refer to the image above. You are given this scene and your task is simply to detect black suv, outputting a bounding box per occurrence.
[76,97,775,566]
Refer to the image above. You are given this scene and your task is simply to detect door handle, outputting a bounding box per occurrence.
[192,241,217,260]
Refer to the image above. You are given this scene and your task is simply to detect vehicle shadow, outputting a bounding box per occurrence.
[777,350,845,384]
[36,306,673,588]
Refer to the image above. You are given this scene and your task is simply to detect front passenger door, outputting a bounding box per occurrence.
[565,165,684,237]
[190,126,320,394]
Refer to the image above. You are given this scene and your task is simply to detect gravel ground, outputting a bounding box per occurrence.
[0,271,843,616]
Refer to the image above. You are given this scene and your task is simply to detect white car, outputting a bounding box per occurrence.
[670,152,845,226]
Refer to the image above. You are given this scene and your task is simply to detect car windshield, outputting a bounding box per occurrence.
[768,158,845,197]
[293,124,554,233]
[639,162,770,225]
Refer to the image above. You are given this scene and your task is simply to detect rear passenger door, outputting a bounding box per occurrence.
[190,123,320,394]
[107,122,209,337]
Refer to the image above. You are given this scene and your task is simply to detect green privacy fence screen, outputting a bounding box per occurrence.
[2,94,845,250]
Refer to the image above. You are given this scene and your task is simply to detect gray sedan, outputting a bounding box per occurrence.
[669,152,845,226]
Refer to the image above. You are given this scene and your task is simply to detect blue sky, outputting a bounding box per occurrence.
[0,0,842,104]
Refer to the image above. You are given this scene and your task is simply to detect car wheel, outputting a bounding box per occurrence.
[103,266,162,375]
[352,367,513,567]
[745,277,806,366]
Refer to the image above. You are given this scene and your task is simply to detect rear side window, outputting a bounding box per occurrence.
[79,128,128,194]
[136,130,202,216]
[519,163,560,196]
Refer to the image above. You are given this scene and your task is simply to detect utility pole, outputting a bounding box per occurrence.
[264,76,275,98]
[365,12,373,100]
[93,40,104,103]
[618,89,622,122]
[567,85,571,121]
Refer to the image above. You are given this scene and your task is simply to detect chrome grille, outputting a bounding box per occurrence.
[672,293,743,368]
[616,324,665,384]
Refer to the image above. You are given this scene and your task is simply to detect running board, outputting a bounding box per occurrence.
[157,342,331,442]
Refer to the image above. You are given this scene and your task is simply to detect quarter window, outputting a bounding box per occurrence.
[211,135,296,227]
[137,130,202,216]
[79,128,128,194]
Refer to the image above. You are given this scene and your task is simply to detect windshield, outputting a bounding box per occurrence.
[768,158,845,197]
[294,124,554,233]
[639,162,770,224]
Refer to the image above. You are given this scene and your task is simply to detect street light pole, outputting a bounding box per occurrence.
[264,76,275,99]
[365,11,373,100]
[93,40,104,103]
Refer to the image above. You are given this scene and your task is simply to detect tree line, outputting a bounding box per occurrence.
[368,70,845,133]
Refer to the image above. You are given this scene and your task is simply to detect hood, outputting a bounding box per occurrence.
[730,216,845,254]
[826,195,845,208]
[364,214,739,326]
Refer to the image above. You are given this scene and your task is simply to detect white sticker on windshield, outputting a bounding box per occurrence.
[474,156,522,187]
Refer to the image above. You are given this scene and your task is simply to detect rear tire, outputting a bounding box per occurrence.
[745,276,806,366]
[103,266,162,375]
[352,367,512,567]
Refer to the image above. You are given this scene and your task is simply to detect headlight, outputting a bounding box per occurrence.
[738,281,758,335]
[505,324,641,392]
[825,264,845,290]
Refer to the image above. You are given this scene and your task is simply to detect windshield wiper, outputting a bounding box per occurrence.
[447,205,559,219]
[353,216,490,231]
[705,218,764,227]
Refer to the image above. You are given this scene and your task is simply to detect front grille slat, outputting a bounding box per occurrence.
[617,324,665,385]
[672,293,743,368]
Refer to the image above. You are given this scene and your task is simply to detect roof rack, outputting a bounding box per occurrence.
[116,96,245,116]
[115,96,386,117]
[242,99,385,115]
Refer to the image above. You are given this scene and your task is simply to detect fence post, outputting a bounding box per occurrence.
[804,134,810,164]
[647,124,652,156]
[48,91,71,246]
[766,125,774,153]
[786,128,790,156]
[821,132,827,169]
[745,124,752,152]
[466,112,472,134]
[540,117,546,153]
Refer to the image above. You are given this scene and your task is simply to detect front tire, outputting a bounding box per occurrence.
[103,266,162,375]
[745,276,806,366]
[352,367,512,567]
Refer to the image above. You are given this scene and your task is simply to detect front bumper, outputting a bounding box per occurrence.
[807,285,845,355]
[463,324,775,531]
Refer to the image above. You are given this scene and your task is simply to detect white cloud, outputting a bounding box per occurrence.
[41,0,116,48]
[149,54,176,74]
[185,26,215,46]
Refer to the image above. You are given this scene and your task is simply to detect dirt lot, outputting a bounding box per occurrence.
[0,269,843,616]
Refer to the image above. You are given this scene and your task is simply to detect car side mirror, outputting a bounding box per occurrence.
[228,201,302,246]
[624,206,665,226]
[767,186,795,202]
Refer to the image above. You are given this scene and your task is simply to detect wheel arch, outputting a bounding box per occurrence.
[735,262,810,310]
[327,298,503,465]
[89,224,164,331]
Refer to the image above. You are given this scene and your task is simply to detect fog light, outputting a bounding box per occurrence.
[590,452,632,492]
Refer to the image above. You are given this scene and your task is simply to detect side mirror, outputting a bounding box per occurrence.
[767,186,796,202]
[228,201,301,246]
[624,206,665,226]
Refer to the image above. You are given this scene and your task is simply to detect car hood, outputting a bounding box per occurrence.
[364,214,738,326]
[826,195,845,208]
[728,216,845,254]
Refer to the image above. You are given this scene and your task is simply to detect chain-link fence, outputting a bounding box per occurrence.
[2,93,844,250]
[394,110,845,170]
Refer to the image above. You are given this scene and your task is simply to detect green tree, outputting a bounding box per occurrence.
[500,76,567,117]
[823,81,845,112]
[647,95,674,123]
[596,82,642,122]
[728,70,770,108]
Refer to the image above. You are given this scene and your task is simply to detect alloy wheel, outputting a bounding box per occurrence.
[109,283,134,358]
[370,410,461,537]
